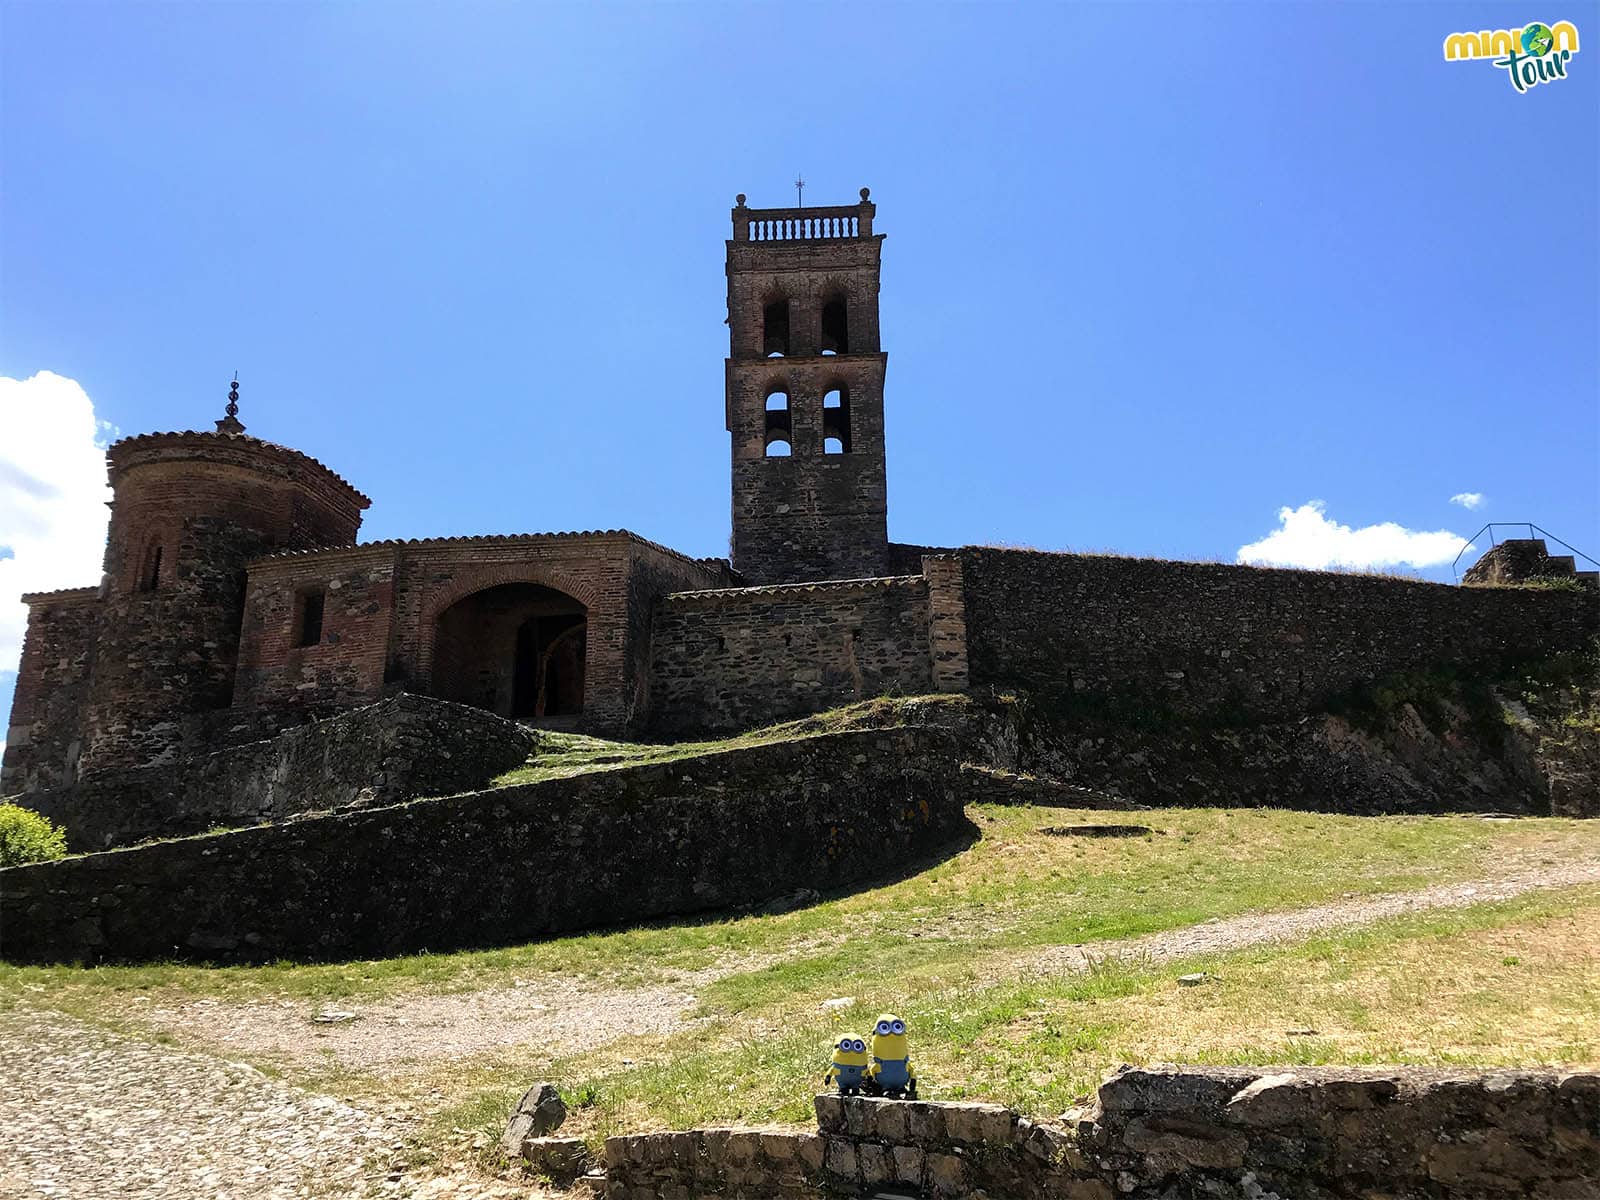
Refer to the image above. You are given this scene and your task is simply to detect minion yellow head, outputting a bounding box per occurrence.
[831,1034,869,1067]
[871,1013,908,1060]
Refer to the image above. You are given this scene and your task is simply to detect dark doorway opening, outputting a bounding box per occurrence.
[511,614,586,718]
[433,583,587,721]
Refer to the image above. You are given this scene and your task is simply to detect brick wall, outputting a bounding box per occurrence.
[0,726,967,963]
[647,576,935,735]
[1,589,100,794]
[725,202,890,586]
[78,433,368,775]
[958,549,1600,722]
[235,532,727,736]
[234,547,396,714]
[603,1066,1600,1198]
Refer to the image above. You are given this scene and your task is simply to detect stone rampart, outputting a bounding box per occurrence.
[0,726,968,963]
[17,694,534,851]
[602,1065,1600,1198]
[647,576,936,734]
[958,548,1600,723]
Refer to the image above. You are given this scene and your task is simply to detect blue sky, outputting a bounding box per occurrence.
[2,2,1597,742]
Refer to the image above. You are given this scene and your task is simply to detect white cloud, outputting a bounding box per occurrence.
[1237,500,1465,571]
[0,372,115,676]
[1450,492,1486,511]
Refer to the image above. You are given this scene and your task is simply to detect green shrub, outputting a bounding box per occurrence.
[0,803,68,867]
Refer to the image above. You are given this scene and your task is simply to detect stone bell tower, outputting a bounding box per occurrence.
[725,188,890,584]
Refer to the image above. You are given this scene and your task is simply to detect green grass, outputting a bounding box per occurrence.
[3,804,1593,1015]
[490,694,975,786]
[427,884,1600,1148]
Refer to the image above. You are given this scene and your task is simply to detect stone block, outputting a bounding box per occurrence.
[874,1100,908,1143]
[858,1142,892,1187]
[520,1136,592,1178]
[1121,1116,1247,1170]
[925,1151,967,1197]
[814,1093,845,1133]
[824,1136,858,1183]
[891,1144,925,1187]
[1098,1065,1259,1116]
[760,1131,800,1163]
[796,1133,825,1171]
[903,1101,945,1144]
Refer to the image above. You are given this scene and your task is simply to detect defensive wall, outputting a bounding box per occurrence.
[955,548,1598,723]
[645,547,1598,737]
[20,695,534,852]
[601,1066,1600,1199]
[0,725,968,964]
[646,558,968,735]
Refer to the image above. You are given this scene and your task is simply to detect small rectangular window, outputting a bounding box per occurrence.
[297,589,325,647]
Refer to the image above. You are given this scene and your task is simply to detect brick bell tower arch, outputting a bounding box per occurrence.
[725,188,890,584]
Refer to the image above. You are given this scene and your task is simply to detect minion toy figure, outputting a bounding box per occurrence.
[867,1014,918,1099]
[825,1034,871,1095]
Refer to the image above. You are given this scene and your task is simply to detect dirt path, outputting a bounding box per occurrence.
[1024,857,1600,977]
[126,856,1600,1076]
[6,860,1595,1199]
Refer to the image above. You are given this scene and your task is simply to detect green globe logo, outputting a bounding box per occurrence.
[1522,23,1554,55]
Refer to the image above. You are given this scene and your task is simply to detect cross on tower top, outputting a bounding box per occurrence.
[794,175,805,207]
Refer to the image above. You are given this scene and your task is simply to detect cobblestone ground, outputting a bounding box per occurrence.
[0,1007,543,1200]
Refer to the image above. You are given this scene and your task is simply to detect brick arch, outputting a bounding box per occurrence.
[416,564,600,685]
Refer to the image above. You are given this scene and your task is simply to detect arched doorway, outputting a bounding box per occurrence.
[432,583,587,720]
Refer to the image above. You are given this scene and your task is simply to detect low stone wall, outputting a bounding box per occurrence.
[0,726,968,964]
[603,1065,1600,1198]
[19,694,535,851]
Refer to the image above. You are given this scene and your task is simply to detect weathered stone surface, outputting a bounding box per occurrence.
[0,726,969,964]
[19,694,536,852]
[512,1082,567,1137]
[647,577,934,736]
[520,1136,590,1178]
[959,547,1598,728]
[604,1069,1600,1199]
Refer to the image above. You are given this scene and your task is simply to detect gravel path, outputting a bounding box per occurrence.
[131,855,1600,1077]
[1026,857,1600,977]
[0,1007,395,1200]
[5,857,1594,1199]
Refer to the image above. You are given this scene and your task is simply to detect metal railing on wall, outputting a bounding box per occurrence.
[1451,522,1600,581]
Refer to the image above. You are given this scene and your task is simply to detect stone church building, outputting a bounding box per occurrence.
[5,190,1594,810]
[3,190,962,794]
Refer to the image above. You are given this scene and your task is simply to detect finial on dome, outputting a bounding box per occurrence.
[216,376,246,434]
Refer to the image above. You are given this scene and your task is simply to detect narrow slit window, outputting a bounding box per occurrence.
[296,588,326,647]
[138,544,163,592]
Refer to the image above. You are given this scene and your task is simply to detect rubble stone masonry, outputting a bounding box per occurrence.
[603,1066,1599,1198]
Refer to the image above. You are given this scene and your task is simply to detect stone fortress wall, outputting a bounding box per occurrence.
[645,544,1597,737]
[0,726,967,964]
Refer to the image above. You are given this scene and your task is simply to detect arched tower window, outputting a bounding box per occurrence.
[762,298,790,357]
[823,386,851,453]
[137,542,164,592]
[765,390,792,457]
[820,295,849,356]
